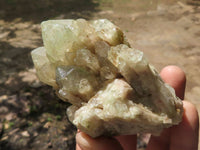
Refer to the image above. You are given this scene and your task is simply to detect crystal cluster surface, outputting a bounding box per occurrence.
[31,19,183,137]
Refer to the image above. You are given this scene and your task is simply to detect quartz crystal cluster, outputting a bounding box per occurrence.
[31,19,183,137]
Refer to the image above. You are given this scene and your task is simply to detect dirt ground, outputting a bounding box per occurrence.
[0,0,200,150]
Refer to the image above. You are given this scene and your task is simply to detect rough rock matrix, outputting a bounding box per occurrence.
[31,19,183,137]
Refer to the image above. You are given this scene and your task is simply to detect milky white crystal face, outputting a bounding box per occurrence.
[31,19,183,137]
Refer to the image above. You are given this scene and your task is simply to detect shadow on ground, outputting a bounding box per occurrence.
[0,0,99,23]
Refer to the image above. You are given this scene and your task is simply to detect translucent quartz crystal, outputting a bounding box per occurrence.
[31,47,57,88]
[75,49,100,74]
[91,19,124,46]
[31,19,183,138]
[56,66,100,105]
[41,19,98,65]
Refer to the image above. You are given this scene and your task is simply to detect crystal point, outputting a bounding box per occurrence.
[31,19,183,137]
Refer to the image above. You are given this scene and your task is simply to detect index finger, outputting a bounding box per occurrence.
[160,65,186,99]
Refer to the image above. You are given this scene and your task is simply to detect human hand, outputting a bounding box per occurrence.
[76,66,199,150]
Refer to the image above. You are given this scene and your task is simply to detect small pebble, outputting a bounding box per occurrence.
[21,131,30,137]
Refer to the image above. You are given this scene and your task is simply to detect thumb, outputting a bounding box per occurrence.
[76,131,123,150]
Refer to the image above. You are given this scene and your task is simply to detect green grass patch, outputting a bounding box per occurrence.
[56,115,62,120]
[47,117,52,122]
[9,122,14,128]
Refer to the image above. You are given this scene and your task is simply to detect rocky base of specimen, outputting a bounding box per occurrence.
[31,19,183,137]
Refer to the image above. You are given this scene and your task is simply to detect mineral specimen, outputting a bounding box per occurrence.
[31,19,183,137]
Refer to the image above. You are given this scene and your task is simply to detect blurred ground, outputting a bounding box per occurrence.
[0,0,200,150]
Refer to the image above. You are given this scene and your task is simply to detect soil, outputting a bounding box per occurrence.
[0,0,200,150]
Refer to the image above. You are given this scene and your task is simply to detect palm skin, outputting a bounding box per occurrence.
[76,66,199,150]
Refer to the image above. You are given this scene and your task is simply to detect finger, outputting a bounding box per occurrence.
[170,101,199,150]
[115,135,137,150]
[146,129,170,150]
[76,143,82,150]
[76,131,123,150]
[160,65,186,99]
[147,65,187,150]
